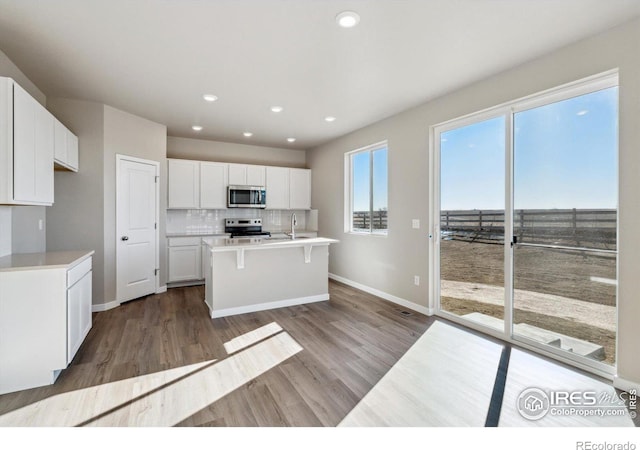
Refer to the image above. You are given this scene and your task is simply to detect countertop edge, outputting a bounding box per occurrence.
[203,237,339,252]
[0,250,95,272]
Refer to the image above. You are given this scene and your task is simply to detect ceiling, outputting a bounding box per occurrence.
[0,0,639,150]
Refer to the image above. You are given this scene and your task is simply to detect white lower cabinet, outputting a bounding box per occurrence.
[0,252,93,395]
[168,237,202,282]
[67,258,92,363]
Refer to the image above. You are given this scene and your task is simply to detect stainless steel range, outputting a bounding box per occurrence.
[224,218,271,238]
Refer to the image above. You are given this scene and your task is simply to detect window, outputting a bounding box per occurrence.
[345,141,388,234]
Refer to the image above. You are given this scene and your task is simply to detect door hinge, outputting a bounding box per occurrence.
[155,176,159,183]
[154,268,159,276]
[154,222,157,230]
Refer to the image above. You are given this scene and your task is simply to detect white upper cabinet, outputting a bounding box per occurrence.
[54,118,79,172]
[246,165,266,186]
[289,168,311,210]
[228,163,246,185]
[1,77,78,206]
[265,166,289,210]
[12,82,54,205]
[200,162,228,209]
[168,159,228,209]
[167,158,310,211]
[167,159,200,208]
[228,163,266,186]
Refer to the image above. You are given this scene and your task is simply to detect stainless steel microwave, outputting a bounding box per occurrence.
[227,185,266,208]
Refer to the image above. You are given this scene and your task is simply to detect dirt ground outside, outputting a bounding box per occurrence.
[440,239,617,365]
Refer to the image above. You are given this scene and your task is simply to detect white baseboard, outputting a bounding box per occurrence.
[156,285,167,294]
[329,273,433,316]
[167,280,205,288]
[613,375,640,393]
[210,294,329,319]
[92,299,120,312]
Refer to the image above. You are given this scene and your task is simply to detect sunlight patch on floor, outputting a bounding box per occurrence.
[0,325,302,426]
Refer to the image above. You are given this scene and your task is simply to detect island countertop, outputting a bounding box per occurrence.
[202,236,339,252]
[202,236,337,318]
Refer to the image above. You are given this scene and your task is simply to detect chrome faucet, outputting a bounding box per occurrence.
[290,213,297,239]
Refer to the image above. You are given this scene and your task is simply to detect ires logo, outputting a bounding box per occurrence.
[549,391,598,406]
[517,388,631,421]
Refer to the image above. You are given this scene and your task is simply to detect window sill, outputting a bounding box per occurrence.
[346,230,388,237]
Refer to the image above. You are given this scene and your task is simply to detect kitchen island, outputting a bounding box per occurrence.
[202,237,338,318]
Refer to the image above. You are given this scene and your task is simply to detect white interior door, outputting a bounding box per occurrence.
[116,155,159,303]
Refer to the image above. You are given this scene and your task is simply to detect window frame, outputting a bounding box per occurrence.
[344,140,389,235]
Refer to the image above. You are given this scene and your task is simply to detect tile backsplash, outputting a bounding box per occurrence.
[166,209,315,235]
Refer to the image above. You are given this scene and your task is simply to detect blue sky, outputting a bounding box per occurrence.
[440,87,618,210]
[353,147,388,212]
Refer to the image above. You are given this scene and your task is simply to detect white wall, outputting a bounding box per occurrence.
[0,48,45,106]
[46,98,106,305]
[11,207,46,253]
[307,19,640,386]
[46,100,167,307]
[0,207,10,257]
[168,136,306,167]
[103,105,167,300]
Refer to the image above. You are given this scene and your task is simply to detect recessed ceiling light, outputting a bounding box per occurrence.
[192,125,203,131]
[287,138,296,143]
[336,11,360,28]
[203,94,218,102]
[270,106,284,113]
[243,132,253,137]
[324,116,336,122]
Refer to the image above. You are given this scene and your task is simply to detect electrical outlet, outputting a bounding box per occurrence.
[412,219,420,229]
[414,275,420,286]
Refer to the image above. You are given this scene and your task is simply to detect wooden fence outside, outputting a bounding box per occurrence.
[353,210,388,230]
[441,208,617,250]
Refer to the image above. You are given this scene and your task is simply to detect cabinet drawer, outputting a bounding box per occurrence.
[67,257,92,287]
[168,237,202,247]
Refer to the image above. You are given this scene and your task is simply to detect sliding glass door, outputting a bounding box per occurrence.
[434,72,618,372]
[438,116,506,331]
[512,85,618,366]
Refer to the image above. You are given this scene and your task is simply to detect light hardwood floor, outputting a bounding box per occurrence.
[0,280,636,427]
[340,321,637,427]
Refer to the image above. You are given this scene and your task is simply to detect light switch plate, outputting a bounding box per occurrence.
[412,219,420,229]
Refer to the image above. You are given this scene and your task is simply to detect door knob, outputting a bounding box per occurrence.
[121,236,129,241]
